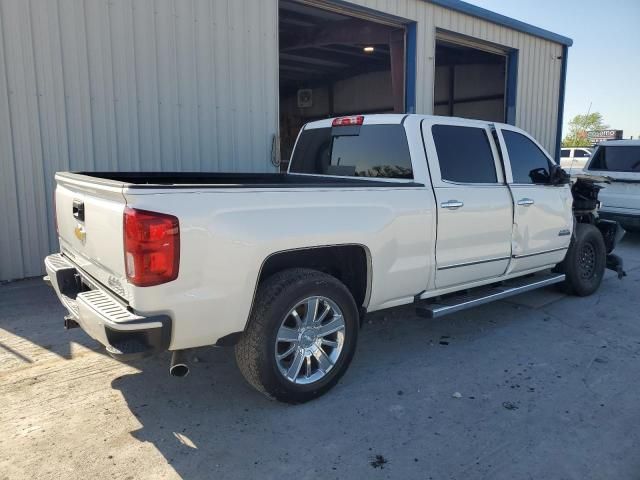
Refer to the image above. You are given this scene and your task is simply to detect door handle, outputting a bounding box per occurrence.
[441,200,464,209]
[517,198,535,206]
[72,199,85,221]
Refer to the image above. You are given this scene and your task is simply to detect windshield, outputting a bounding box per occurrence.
[588,146,640,172]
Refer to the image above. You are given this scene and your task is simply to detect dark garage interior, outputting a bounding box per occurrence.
[278,0,407,166]
[278,2,512,166]
[434,38,508,123]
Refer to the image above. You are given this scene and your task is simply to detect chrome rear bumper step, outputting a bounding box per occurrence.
[44,253,172,360]
[416,272,565,319]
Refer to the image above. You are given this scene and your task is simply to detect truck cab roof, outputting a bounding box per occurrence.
[303,113,522,132]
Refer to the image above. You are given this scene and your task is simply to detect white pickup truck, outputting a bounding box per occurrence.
[45,114,625,403]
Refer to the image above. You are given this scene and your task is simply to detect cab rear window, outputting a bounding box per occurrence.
[589,146,640,172]
[289,124,413,179]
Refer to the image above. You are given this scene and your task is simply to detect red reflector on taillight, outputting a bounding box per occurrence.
[123,207,180,287]
[332,115,364,127]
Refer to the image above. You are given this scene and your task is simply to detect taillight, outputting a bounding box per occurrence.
[332,115,364,127]
[123,207,180,287]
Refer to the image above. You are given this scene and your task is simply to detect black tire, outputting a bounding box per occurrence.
[560,223,606,296]
[235,268,359,403]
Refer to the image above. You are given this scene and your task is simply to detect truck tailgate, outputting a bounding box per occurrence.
[55,173,129,299]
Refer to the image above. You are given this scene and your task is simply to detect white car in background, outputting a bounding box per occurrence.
[560,147,593,174]
[583,140,640,232]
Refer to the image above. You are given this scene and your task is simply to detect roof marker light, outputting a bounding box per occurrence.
[332,115,364,127]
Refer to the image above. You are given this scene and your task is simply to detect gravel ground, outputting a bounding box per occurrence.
[1,233,639,480]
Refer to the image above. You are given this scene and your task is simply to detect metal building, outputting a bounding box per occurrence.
[0,0,572,281]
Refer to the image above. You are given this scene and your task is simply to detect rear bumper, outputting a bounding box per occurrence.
[44,253,171,360]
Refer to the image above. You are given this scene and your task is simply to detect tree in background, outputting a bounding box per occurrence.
[562,112,609,147]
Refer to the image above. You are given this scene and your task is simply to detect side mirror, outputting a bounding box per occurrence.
[549,164,571,185]
[529,167,551,184]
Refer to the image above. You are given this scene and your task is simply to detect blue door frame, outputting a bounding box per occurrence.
[505,49,518,125]
[405,22,417,114]
[554,45,568,161]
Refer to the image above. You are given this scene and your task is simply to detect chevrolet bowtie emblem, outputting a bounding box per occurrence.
[74,224,86,243]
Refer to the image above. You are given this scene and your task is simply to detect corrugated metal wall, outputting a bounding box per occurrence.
[0,0,279,281]
[342,0,563,152]
[0,0,564,281]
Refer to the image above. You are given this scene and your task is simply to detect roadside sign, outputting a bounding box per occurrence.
[587,129,623,144]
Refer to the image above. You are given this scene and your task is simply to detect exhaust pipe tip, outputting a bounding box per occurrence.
[169,363,190,377]
[169,350,190,378]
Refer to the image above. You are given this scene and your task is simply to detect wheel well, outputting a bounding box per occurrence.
[257,245,370,308]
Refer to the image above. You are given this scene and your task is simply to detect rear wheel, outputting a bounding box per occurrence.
[560,223,606,296]
[235,268,359,403]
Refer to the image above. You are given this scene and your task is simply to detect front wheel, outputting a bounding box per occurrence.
[235,268,359,403]
[560,223,606,296]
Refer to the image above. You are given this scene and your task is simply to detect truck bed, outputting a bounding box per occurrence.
[67,171,424,189]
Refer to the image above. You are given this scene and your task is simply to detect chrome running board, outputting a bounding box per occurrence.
[415,272,565,319]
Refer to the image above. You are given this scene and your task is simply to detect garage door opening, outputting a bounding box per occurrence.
[434,37,511,123]
[278,1,407,169]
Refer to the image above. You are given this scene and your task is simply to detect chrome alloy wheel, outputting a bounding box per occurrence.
[275,296,346,385]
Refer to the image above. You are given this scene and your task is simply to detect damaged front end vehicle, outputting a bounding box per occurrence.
[571,174,626,279]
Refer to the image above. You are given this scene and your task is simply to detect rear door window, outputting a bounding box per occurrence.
[502,130,552,184]
[561,148,571,157]
[289,124,413,179]
[431,125,498,183]
[589,146,640,172]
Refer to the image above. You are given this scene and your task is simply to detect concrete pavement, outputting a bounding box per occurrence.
[1,234,639,480]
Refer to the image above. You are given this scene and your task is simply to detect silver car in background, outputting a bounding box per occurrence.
[583,140,640,232]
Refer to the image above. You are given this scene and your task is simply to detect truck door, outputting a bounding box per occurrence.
[495,126,572,274]
[422,119,513,289]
